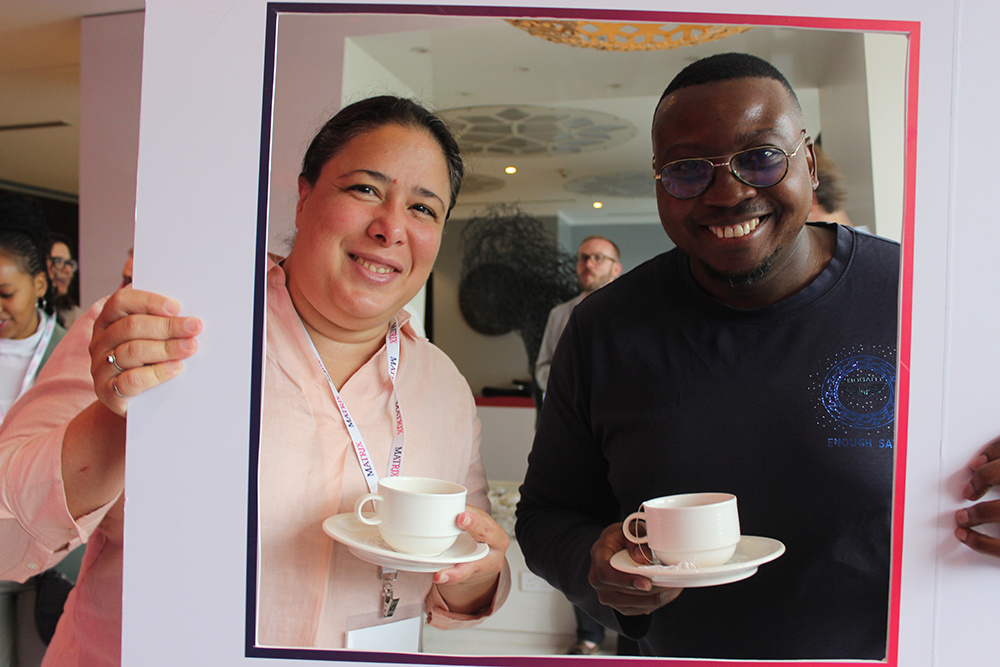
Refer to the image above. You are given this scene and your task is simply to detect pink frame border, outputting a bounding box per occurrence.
[254,6,919,665]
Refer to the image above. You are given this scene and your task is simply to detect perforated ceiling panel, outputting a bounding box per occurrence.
[565,171,656,198]
[440,105,636,156]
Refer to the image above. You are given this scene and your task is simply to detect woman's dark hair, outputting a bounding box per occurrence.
[0,194,55,314]
[48,232,73,256]
[299,96,464,218]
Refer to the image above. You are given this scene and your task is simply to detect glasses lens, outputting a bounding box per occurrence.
[731,147,788,188]
[659,160,714,199]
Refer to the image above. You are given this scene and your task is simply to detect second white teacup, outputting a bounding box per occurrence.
[354,476,467,556]
[622,492,741,568]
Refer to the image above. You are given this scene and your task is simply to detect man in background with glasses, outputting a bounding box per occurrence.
[517,53,899,660]
[534,236,622,400]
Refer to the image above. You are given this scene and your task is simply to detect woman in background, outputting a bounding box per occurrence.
[0,199,69,664]
[0,206,65,420]
[47,235,82,329]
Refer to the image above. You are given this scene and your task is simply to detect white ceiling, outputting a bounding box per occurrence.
[270,11,860,233]
[4,2,864,226]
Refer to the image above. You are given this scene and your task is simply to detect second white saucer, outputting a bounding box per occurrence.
[610,535,785,588]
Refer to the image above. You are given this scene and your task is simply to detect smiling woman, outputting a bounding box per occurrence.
[254,96,511,650]
[283,123,451,378]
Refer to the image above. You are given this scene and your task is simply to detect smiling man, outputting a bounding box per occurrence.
[516,53,899,660]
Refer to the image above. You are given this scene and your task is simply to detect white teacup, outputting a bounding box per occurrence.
[623,492,741,568]
[354,476,467,556]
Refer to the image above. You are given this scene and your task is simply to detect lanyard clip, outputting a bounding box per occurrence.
[381,568,399,618]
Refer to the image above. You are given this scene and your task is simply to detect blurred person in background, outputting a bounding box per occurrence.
[0,194,69,667]
[47,235,82,329]
[534,236,622,397]
[120,248,133,287]
[806,144,856,229]
[0,196,65,418]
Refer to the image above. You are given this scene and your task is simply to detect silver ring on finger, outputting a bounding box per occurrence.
[113,376,126,400]
[107,352,126,373]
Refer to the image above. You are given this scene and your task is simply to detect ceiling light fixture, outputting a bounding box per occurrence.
[506,20,751,52]
[505,166,517,174]
[592,201,603,209]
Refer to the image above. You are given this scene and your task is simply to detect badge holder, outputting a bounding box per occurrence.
[381,567,399,617]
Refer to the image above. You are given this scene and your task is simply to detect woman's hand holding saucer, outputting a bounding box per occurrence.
[90,288,202,417]
[432,505,510,613]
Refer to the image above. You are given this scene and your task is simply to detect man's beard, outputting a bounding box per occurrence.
[581,272,611,293]
[701,246,781,288]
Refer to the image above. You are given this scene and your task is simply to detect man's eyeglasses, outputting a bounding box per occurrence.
[577,253,618,266]
[50,257,78,272]
[654,130,808,200]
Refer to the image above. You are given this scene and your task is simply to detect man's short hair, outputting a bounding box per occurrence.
[657,52,801,114]
[579,235,620,261]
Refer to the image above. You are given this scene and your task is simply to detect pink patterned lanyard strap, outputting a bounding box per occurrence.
[300,317,405,493]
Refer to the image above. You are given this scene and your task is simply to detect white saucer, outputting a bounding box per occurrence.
[610,535,785,588]
[322,513,490,573]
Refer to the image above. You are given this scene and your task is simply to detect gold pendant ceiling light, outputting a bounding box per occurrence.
[506,20,751,52]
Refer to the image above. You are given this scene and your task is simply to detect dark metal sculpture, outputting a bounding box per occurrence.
[458,204,580,380]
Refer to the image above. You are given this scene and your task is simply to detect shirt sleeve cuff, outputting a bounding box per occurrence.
[424,561,512,630]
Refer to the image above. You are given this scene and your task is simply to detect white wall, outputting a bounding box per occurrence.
[933,1,1000,664]
[816,32,877,232]
[342,37,420,103]
[78,11,143,306]
[477,405,535,482]
[865,32,908,242]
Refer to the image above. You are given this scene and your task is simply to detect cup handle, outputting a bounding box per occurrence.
[622,511,648,545]
[354,493,383,526]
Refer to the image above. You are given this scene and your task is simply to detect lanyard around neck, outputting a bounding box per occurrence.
[0,312,56,424]
[300,317,405,493]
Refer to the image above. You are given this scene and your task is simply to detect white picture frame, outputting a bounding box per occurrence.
[122,1,996,665]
